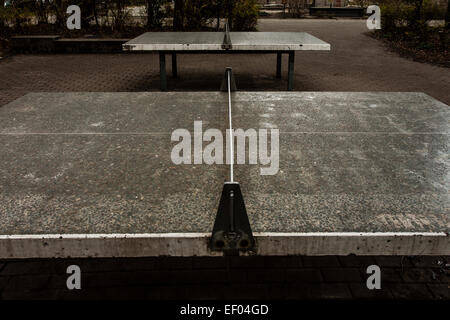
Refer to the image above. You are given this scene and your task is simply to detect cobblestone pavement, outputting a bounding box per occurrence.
[1,20,449,107]
[0,256,448,300]
[0,19,449,300]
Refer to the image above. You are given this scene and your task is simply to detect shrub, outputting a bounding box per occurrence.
[184,0,210,30]
[379,0,447,33]
[379,1,409,31]
[179,0,258,31]
[288,0,307,18]
[422,0,446,21]
[0,0,260,35]
[109,0,131,31]
[232,0,258,31]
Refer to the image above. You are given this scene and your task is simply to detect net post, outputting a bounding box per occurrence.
[220,67,237,92]
[210,183,255,255]
[221,22,233,50]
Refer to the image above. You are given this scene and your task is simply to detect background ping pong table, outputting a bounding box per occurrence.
[0,91,448,258]
[123,32,331,91]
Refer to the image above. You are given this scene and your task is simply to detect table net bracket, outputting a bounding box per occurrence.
[221,22,233,50]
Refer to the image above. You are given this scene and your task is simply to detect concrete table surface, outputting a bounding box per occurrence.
[122,32,331,51]
[0,92,448,258]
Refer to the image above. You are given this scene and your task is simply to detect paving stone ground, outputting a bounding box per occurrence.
[0,256,448,300]
[0,19,449,300]
[1,20,449,107]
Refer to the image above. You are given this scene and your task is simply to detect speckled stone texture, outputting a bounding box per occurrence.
[0,92,448,234]
[123,32,331,51]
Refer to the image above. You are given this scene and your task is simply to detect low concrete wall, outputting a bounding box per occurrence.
[309,7,366,18]
[54,38,130,53]
[10,36,129,54]
[10,35,60,53]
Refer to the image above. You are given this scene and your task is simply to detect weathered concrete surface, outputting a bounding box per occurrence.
[230,32,330,50]
[0,92,448,257]
[123,32,330,51]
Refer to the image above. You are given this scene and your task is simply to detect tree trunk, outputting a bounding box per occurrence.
[216,2,221,31]
[146,0,154,29]
[411,0,424,24]
[446,0,449,29]
[80,1,92,28]
[173,0,184,30]
[36,0,46,24]
[93,0,99,26]
[227,0,233,30]
[114,0,124,31]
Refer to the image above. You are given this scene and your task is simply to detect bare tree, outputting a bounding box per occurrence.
[35,0,49,24]
[110,0,129,31]
[52,0,66,28]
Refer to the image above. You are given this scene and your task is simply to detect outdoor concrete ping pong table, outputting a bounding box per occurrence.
[122,32,331,91]
[0,91,448,258]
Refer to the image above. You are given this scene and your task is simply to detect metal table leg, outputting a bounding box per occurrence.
[172,53,178,78]
[276,53,282,79]
[159,52,167,91]
[288,52,295,91]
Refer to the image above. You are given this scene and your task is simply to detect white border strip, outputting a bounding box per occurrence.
[0,233,210,240]
[0,232,447,258]
[0,231,446,239]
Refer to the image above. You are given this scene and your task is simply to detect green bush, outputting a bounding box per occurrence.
[380,2,415,32]
[287,0,307,18]
[379,0,447,33]
[180,0,258,31]
[422,0,446,21]
[0,0,260,35]
[232,0,258,31]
